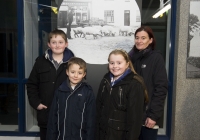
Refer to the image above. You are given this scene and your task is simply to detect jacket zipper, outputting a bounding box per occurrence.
[62,83,82,140]
[102,78,112,95]
[110,88,112,95]
[119,86,122,105]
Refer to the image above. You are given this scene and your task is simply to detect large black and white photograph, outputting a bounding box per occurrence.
[57,0,141,64]
[187,1,200,78]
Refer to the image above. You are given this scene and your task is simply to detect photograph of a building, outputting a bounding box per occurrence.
[57,0,141,64]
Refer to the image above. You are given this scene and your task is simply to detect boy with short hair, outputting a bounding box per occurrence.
[26,29,74,140]
[46,57,96,140]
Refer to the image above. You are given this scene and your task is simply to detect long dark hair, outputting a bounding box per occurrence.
[134,26,156,50]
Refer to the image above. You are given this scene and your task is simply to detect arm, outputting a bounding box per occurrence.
[147,54,168,123]
[85,89,96,140]
[126,81,144,140]
[95,79,105,140]
[26,59,42,110]
[46,90,59,140]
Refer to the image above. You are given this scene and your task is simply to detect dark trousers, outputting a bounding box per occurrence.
[40,127,47,140]
[139,126,158,140]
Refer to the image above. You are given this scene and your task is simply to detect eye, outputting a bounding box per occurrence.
[109,62,114,65]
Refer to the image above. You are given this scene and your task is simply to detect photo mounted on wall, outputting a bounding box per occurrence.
[57,0,141,64]
[187,1,200,78]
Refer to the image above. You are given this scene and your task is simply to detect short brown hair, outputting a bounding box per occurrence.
[67,57,87,72]
[48,29,68,43]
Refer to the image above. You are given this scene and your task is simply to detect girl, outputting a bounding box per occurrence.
[96,49,148,140]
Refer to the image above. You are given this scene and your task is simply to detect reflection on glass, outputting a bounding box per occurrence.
[0,0,18,78]
[0,32,18,78]
[0,83,18,131]
[25,90,39,132]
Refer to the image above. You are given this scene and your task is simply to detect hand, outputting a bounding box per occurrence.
[145,117,156,128]
[37,103,47,110]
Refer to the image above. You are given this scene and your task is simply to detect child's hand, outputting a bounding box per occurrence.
[37,103,47,110]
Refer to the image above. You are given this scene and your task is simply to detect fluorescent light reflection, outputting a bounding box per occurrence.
[152,4,171,18]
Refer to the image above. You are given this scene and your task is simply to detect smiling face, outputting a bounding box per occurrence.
[66,64,86,87]
[108,54,129,80]
[135,31,153,51]
[48,35,68,55]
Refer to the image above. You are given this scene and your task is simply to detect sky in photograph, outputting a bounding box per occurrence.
[190,1,200,19]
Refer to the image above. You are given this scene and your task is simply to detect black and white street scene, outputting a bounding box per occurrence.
[187,1,200,78]
[57,0,141,64]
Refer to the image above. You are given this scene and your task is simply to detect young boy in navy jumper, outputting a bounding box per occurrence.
[46,57,96,140]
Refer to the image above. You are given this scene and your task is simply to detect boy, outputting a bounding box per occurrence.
[46,57,96,140]
[26,29,74,140]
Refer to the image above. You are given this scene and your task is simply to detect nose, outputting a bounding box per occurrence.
[55,42,59,47]
[137,38,142,42]
[113,63,117,67]
[74,73,78,77]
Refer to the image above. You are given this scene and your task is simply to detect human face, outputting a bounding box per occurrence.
[109,54,129,80]
[66,64,86,87]
[48,35,68,55]
[135,31,153,51]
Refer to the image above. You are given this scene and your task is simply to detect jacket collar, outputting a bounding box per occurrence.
[104,69,134,87]
[110,68,132,86]
[130,46,152,63]
[58,77,87,92]
[44,48,74,63]
[134,46,152,56]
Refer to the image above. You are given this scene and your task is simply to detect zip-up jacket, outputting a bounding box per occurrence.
[129,47,168,127]
[46,79,96,140]
[26,48,74,128]
[96,72,145,140]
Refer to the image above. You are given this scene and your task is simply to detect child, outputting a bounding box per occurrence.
[26,29,74,140]
[95,49,148,140]
[46,57,96,140]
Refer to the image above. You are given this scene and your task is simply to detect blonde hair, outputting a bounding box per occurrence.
[108,49,148,103]
[108,49,137,74]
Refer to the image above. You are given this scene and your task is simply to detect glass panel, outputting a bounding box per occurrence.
[0,1,18,78]
[24,0,171,135]
[0,83,18,131]
[24,0,40,132]
[25,89,38,132]
[24,0,39,78]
